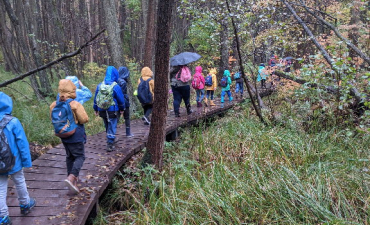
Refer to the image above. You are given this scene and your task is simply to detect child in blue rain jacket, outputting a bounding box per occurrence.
[93,66,126,152]
[220,70,233,103]
[0,92,36,224]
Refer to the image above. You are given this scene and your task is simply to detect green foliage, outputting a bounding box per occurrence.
[95,104,370,224]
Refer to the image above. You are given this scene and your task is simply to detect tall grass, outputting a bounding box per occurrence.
[98,106,370,224]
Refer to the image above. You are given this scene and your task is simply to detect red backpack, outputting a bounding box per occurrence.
[191,74,202,89]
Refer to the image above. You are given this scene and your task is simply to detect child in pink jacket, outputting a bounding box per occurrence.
[191,66,206,107]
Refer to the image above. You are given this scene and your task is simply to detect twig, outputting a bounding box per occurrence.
[0,29,106,88]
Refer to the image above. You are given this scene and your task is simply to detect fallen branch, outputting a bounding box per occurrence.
[297,0,370,65]
[0,29,106,88]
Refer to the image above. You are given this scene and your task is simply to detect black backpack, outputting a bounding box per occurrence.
[0,115,16,174]
[137,78,153,104]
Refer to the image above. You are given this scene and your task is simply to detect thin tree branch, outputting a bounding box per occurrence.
[297,0,370,65]
[0,29,106,88]
[225,0,266,124]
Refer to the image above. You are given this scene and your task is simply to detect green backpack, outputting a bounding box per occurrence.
[96,81,117,109]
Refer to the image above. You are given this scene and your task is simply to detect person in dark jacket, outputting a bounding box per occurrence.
[0,92,36,224]
[118,66,134,136]
[50,79,89,194]
[93,66,125,151]
[170,65,193,117]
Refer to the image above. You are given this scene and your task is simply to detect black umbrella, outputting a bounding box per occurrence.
[170,52,201,66]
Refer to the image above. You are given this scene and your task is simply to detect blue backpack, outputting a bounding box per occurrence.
[51,99,78,138]
[0,115,15,173]
[219,76,228,87]
[204,75,213,86]
[137,78,153,104]
[234,72,241,79]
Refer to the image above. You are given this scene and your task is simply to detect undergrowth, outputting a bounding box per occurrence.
[95,102,370,224]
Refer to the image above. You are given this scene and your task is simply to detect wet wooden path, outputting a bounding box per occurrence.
[6,97,244,225]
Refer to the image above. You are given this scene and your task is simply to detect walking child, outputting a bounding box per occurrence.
[234,71,244,99]
[257,63,268,88]
[191,66,205,107]
[93,66,126,152]
[204,68,218,106]
[220,70,233,103]
[137,67,154,125]
[50,79,89,194]
[170,65,193,117]
[118,66,134,136]
[0,92,36,224]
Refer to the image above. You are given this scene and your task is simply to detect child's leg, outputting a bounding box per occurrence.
[235,83,240,94]
[107,116,118,144]
[196,90,200,102]
[227,90,233,101]
[221,90,226,102]
[0,175,9,217]
[240,83,244,95]
[63,142,74,176]
[144,104,153,118]
[123,108,130,128]
[200,89,205,102]
[12,170,30,206]
[63,142,85,177]
[206,90,210,99]
[210,90,214,100]
[172,86,182,115]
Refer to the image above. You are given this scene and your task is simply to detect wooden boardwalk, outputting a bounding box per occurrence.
[6,97,242,225]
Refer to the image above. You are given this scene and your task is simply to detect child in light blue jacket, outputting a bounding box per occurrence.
[0,92,36,224]
[220,70,233,103]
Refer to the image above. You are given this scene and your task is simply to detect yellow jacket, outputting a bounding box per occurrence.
[206,68,218,91]
[138,67,155,99]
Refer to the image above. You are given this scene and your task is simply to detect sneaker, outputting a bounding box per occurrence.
[0,215,11,225]
[20,198,36,215]
[107,143,115,152]
[143,116,150,125]
[64,174,79,194]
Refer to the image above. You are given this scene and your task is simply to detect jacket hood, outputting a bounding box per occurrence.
[259,65,265,70]
[209,68,217,75]
[105,66,119,83]
[118,66,130,81]
[58,79,77,101]
[0,92,13,117]
[223,70,231,77]
[65,76,80,88]
[195,66,202,75]
[141,67,153,79]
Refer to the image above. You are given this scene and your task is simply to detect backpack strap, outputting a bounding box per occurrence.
[0,115,13,132]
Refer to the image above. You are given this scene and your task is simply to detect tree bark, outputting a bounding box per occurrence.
[143,0,156,68]
[143,0,174,170]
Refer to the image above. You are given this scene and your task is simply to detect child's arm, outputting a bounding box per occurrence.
[12,119,32,168]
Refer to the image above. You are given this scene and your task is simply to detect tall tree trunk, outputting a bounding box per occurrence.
[143,0,156,68]
[219,19,229,79]
[143,0,174,170]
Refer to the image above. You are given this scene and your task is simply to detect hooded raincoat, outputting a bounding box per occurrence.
[0,92,32,175]
[93,66,126,112]
[221,70,232,92]
[192,66,205,90]
[137,67,155,101]
[205,68,218,91]
[63,76,92,105]
[257,66,268,82]
[118,66,131,108]
[50,79,89,143]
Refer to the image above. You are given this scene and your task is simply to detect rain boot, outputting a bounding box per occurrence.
[210,100,216,106]
[229,96,233,102]
[186,104,193,115]
[204,98,208,107]
[220,96,224,103]
[126,127,134,137]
